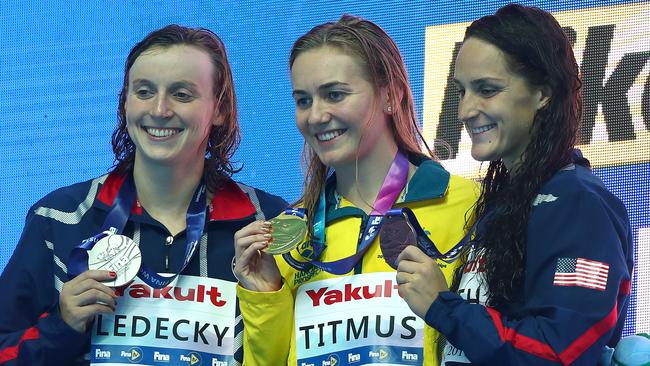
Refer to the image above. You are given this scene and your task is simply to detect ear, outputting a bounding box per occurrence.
[212,106,225,127]
[381,86,403,115]
[537,85,552,110]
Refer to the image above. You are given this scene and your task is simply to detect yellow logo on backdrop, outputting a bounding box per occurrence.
[423,2,650,178]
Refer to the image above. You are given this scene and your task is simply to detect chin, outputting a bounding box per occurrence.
[316,151,354,168]
[470,149,499,163]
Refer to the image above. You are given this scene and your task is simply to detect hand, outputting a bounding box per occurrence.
[59,270,118,333]
[396,246,449,319]
[234,220,282,292]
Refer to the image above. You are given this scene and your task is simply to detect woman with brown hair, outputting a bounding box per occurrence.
[0,24,286,365]
[234,15,478,365]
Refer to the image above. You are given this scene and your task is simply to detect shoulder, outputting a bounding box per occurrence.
[29,174,108,214]
[536,165,627,219]
[448,174,481,199]
[233,181,289,219]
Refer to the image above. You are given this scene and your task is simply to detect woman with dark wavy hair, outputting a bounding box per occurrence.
[0,25,286,365]
[396,4,633,365]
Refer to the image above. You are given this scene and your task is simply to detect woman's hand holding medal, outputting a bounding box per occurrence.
[59,270,118,333]
[234,221,282,292]
[395,246,448,319]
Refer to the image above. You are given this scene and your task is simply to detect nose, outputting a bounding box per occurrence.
[457,92,479,123]
[306,99,331,126]
[151,95,173,119]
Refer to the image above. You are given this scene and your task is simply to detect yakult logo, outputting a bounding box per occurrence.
[305,280,400,306]
[116,283,227,308]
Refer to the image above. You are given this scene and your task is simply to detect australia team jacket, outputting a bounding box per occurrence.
[237,157,480,366]
[0,172,287,366]
[426,156,634,365]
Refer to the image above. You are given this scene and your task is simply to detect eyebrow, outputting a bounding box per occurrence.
[130,79,199,89]
[292,81,350,96]
[453,77,506,87]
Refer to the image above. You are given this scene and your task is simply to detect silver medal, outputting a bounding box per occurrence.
[88,232,142,287]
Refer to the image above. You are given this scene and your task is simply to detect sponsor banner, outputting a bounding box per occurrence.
[297,345,421,366]
[422,2,650,178]
[295,272,424,362]
[91,275,236,365]
[90,345,230,366]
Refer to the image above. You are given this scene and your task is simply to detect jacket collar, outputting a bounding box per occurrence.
[324,155,450,222]
[94,171,257,222]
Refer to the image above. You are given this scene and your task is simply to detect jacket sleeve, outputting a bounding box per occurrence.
[425,189,633,365]
[238,283,294,366]
[0,208,88,365]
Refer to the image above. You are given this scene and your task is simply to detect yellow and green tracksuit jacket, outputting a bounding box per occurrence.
[238,157,479,365]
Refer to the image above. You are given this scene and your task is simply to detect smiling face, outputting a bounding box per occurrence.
[125,45,219,169]
[454,37,548,170]
[290,46,395,170]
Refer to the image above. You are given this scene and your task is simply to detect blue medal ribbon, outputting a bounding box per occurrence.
[68,173,207,288]
[384,207,471,264]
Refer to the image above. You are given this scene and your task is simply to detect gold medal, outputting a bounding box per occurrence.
[267,213,308,255]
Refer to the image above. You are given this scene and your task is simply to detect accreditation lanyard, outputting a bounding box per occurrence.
[68,173,207,288]
[284,151,409,275]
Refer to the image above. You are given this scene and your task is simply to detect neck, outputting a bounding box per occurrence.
[334,139,400,214]
[133,156,204,235]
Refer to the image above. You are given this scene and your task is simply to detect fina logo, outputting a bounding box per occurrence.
[94,348,111,359]
[121,347,143,363]
[401,350,419,362]
[321,354,339,366]
[179,352,202,365]
[347,352,361,363]
[368,349,389,360]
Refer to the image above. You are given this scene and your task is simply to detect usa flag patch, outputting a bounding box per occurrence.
[553,257,609,291]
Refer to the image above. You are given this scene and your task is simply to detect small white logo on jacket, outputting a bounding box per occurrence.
[533,194,558,206]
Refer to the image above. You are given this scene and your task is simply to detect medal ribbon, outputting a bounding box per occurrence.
[68,173,207,288]
[284,151,409,274]
[384,207,470,264]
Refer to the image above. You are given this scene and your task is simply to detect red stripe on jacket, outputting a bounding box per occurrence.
[486,288,621,366]
[0,313,48,363]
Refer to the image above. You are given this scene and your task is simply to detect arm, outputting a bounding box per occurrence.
[425,189,632,365]
[0,211,89,365]
[238,283,294,365]
[234,221,293,365]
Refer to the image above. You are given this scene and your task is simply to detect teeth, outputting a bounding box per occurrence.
[472,124,496,134]
[145,127,179,137]
[316,130,345,142]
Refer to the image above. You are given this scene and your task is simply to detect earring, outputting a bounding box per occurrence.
[385,105,393,114]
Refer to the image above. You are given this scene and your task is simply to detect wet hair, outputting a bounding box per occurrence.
[289,14,432,231]
[111,24,240,192]
[452,4,582,307]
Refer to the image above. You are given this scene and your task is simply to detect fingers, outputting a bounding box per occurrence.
[395,270,412,285]
[70,269,117,285]
[234,221,272,256]
[396,258,419,274]
[65,274,117,298]
[234,220,271,240]
[396,245,430,264]
[60,270,120,333]
[236,241,270,270]
[75,288,118,309]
